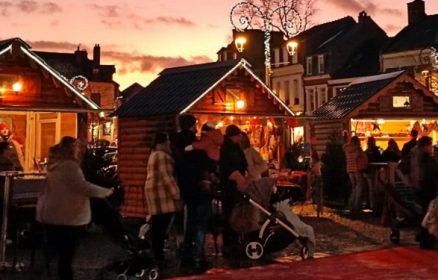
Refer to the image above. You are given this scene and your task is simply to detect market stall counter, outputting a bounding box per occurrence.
[0,172,46,270]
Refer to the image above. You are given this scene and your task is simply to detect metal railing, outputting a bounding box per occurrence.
[0,172,46,269]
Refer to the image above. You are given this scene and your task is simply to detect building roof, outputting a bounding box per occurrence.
[0,38,100,110]
[295,16,356,56]
[384,14,438,53]
[35,50,116,82]
[120,82,144,102]
[313,71,404,119]
[114,59,293,117]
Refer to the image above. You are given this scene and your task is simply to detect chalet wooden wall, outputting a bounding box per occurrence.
[118,115,176,218]
[311,120,345,156]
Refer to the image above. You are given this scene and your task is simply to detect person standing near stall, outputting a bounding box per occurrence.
[219,125,249,257]
[343,136,367,215]
[241,132,267,180]
[36,136,113,280]
[144,132,181,264]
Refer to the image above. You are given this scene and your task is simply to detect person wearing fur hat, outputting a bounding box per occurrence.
[0,123,24,171]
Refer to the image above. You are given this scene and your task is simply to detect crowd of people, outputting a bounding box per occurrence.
[145,114,268,274]
[343,130,438,248]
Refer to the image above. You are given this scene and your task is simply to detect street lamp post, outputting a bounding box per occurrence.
[230,1,305,87]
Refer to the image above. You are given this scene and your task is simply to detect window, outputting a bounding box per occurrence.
[306,57,313,75]
[274,48,280,67]
[306,88,316,112]
[393,96,410,108]
[282,48,289,65]
[284,80,290,104]
[318,55,325,74]
[318,87,327,107]
[275,82,281,96]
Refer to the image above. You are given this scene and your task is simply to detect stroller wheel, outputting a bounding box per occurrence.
[390,230,400,244]
[300,246,309,260]
[245,241,264,260]
[116,274,128,280]
[147,267,159,280]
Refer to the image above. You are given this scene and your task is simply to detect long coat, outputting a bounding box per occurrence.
[37,157,111,226]
[144,149,181,215]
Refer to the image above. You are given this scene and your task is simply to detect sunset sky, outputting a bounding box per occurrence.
[1,0,438,90]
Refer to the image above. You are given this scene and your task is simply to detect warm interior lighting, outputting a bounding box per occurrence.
[235,36,247,53]
[12,82,22,94]
[236,99,245,109]
[99,112,105,118]
[286,40,298,56]
[377,119,385,125]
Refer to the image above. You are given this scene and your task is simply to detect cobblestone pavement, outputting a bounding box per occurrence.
[0,205,418,280]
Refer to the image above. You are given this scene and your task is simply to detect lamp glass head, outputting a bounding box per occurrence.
[286,40,298,56]
[235,36,247,53]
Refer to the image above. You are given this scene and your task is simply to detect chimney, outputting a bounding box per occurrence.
[358,11,370,24]
[74,45,87,65]
[93,44,101,67]
[407,0,426,25]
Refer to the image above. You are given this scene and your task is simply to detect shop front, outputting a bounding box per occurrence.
[312,71,438,155]
[0,38,100,172]
[114,59,295,218]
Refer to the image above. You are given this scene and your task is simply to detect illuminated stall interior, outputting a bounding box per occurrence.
[312,71,438,156]
[0,38,100,172]
[351,118,438,149]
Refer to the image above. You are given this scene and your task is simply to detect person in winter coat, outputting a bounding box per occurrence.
[144,132,181,263]
[36,136,113,280]
[185,121,223,172]
[219,125,249,257]
[343,136,367,214]
[171,115,214,273]
[241,132,267,180]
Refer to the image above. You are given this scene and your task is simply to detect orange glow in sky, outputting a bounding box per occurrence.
[1,0,438,90]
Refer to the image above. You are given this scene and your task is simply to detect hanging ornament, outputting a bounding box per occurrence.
[372,122,381,131]
[70,75,89,92]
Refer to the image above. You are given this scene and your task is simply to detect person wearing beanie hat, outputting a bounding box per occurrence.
[0,122,24,171]
[171,115,213,272]
[178,114,197,132]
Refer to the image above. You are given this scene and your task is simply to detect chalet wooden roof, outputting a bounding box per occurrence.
[384,14,438,53]
[0,38,100,111]
[114,59,294,117]
[313,71,405,120]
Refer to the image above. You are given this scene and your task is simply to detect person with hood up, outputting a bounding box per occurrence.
[36,136,113,280]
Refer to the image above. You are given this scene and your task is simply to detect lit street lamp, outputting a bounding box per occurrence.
[230,1,306,87]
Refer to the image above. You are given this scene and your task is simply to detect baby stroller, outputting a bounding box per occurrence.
[92,198,159,280]
[379,169,423,244]
[230,178,315,261]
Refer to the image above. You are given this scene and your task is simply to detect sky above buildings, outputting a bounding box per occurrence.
[1,0,438,90]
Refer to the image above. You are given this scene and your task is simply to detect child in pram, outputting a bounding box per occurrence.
[229,177,315,260]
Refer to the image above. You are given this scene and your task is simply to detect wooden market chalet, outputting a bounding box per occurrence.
[0,38,101,172]
[113,59,295,218]
[311,71,438,155]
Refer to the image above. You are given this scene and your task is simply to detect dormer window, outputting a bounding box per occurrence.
[306,57,312,75]
[318,55,325,74]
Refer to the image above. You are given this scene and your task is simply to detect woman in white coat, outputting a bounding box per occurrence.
[37,136,113,280]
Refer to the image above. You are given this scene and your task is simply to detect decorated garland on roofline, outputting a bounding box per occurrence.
[69,75,89,92]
